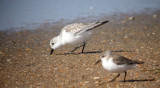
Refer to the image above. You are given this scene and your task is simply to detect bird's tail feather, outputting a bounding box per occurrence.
[95,20,109,27]
[135,61,144,64]
[85,20,109,32]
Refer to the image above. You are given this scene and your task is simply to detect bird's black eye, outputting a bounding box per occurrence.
[52,43,54,45]
[101,55,104,58]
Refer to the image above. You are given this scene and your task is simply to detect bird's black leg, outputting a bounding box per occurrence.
[81,42,86,53]
[109,73,120,82]
[70,42,86,53]
[123,71,127,82]
[70,46,82,52]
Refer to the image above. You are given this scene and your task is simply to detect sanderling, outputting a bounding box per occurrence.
[95,50,144,82]
[50,20,109,55]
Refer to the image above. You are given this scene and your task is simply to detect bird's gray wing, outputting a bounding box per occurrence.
[112,55,144,65]
[61,23,88,34]
[74,20,109,35]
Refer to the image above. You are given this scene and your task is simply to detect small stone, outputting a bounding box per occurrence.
[0,67,3,70]
[129,16,135,20]
[153,14,157,18]
[124,35,128,38]
[100,40,106,43]
[7,59,11,62]
[93,77,100,80]
[86,68,90,70]
[84,81,89,84]
[152,32,155,35]
[0,52,3,55]
[95,81,99,83]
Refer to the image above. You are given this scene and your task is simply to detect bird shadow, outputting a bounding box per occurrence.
[119,78,155,82]
[111,50,134,52]
[98,78,155,86]
[56,50,103,55]
[56,50,134,55]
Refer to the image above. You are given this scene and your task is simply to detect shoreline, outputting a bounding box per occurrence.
[0,9,160,32]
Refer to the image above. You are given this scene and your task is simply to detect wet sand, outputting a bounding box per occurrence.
[0,10,160,88]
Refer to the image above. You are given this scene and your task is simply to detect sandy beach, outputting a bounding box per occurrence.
[0,10,160,88]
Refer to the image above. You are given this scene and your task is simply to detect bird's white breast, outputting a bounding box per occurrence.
[102,57,135,73]
[61,30,93,45]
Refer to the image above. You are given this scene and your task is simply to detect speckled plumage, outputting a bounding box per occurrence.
[61,21,108,34]
[61,23,88,33]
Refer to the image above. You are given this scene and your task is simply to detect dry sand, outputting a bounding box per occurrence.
[0,11,160,88]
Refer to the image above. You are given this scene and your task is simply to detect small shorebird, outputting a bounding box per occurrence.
[95,50,144,82]
[50,20,109,55]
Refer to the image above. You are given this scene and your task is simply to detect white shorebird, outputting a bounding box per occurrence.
[50,20,109,55]
[95,50,144,82]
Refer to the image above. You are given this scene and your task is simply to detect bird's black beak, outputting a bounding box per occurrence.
[50,49,54,55]
[95,59,101,65]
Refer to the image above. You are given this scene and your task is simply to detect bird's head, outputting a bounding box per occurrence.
[95,50,111,65]
[50,36,61,55]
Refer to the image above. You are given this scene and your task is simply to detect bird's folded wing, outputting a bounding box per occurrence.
[113,55,144,65]
[61,23,88,34]
[61,20,108,35]
[75,20,108,35]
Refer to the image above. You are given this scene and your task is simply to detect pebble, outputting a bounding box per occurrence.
[129,16,135,20]
[152,32,155,35]
[0,52,3,55]
[84,81,89,84]
[86,68,90,70]
[153,14,157,18]
[95,81,99,83]
[7,59,11,62]
[93,77,100,80]
[0,67,3,70]
[124,35,128,38]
